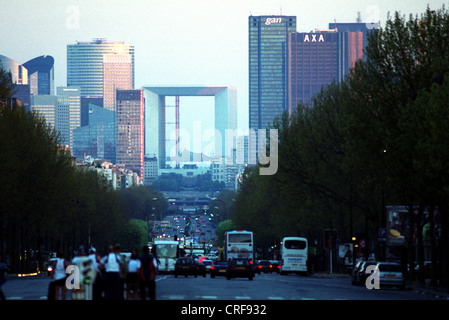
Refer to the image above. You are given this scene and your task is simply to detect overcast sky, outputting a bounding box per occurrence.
[1,0,446,131]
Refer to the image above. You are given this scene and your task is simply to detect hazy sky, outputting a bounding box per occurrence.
[1,0,447,131]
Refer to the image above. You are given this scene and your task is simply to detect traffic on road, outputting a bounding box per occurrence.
[1,212,446,302]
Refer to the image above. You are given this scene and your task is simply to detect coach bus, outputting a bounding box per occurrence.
[152,239,180,273]
[280,237,308,275]
[224,230,255,262]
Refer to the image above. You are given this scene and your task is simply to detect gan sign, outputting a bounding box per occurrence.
[265,17,282,25]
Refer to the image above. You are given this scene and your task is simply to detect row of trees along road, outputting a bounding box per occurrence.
[232,6,449,288]
[0,70,167,273]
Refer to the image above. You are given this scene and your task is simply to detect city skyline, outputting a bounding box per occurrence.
[1,0,443,131]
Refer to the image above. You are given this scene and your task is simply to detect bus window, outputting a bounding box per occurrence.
[284,240,307,250]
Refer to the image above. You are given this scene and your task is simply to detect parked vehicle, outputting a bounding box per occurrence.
[351,260,364,285]
[353,260,378,285]
[376,261,405,289]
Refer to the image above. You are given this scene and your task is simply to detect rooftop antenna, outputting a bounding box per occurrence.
[357,11,362,23]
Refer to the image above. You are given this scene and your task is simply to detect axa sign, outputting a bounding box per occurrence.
[303,34,325,43]
[265,17,282,25]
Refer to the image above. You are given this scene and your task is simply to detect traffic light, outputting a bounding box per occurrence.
[77,257,96,285]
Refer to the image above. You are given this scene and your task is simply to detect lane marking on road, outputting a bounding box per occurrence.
[7,297,23,300]
[202,295,218,299]
[235,296,251,299]
[268,296,284,300]
[165,295,185,300]
[155,275,171,282]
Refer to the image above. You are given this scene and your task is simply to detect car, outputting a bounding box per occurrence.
[351,260,364,285]
[270,260,281,273]
[196,261,207,277]
[211,260,228,278]
[227,258,254,280]
[201,259,214,273]
[354,260,378,285]
[257,260,273,273]
[375,261,405,289]
[415,261,432,279]
[174,257,198,278]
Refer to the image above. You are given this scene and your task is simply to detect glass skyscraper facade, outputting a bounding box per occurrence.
[116,89,145,180]
[23,55,55,95]
[67,39,134,98]
[288,31,340,111]
[56,87,81,150]
[248,15,297,131]
[288,23,374,112]
[73,104,116,162]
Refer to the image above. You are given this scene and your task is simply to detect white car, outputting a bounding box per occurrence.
[375,262,405,289]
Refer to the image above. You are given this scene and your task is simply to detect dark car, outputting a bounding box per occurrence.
[354,260,378,285]
[175,257,198,278]
[211,260,228,278]
[351,260,364,285]
[257,260,273,273]
[196,261,207,277]
[227,258,254,280]
[270,260,281,273]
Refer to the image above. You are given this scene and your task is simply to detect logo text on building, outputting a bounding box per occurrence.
[265,17,282,25]
[303,34,325,42]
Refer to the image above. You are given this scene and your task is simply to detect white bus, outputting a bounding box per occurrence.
[152,239,180,273]
[280,237,308,275]
[224,230,255,262]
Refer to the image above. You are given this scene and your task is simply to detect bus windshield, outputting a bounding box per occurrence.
[155,244,178,258]
[284,240,307,250]
[228,233,252,243]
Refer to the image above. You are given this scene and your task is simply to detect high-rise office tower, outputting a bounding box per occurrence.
[288,30,340,112]
[67,39,134,98]
[0,54,28,85]
[73,104,116,162]
[0,54,30,110]
[288,22,375,112]
[23,55,55,95]
[103,53,133,112]
[116,89,144,180]
[248,16,297,131]
[30,95,57,128]
[56,87,81,150]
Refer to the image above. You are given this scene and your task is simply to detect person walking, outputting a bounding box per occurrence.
[100,245,123,300]
[139,245,157,300]
[88,247,103,300]
[126,250,141,300]
[52,251,69,300]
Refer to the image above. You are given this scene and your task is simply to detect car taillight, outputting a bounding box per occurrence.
[258,265,262,269]
[211,266,215,270]
[277,265,281,269]
[269,265,273,268]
